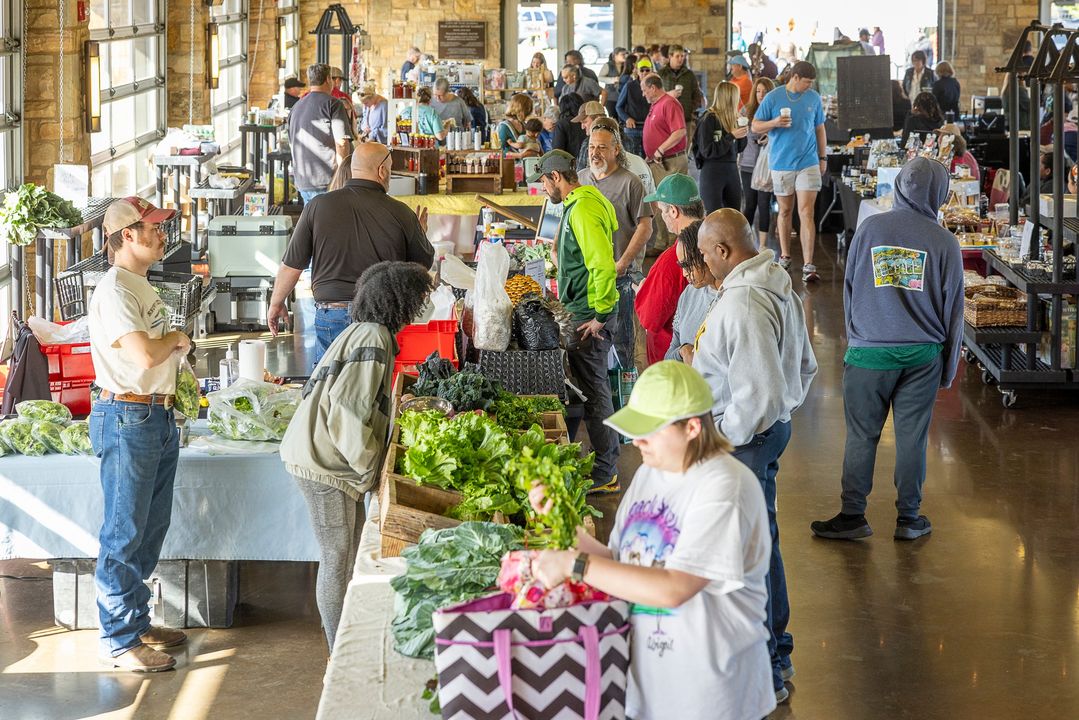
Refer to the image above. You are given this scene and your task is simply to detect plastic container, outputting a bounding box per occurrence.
[393,316,460,382]
[39,324,95,416]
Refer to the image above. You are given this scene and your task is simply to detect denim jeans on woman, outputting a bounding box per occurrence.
[313,306,351,368]
[89,398,179,657]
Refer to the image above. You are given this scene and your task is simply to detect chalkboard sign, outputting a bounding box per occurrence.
[438,21,487,60]
[837,55,893,133]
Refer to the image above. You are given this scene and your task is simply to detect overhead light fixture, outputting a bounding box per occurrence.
[277,16,288,69]
[83,40,101,133]
[206,22,220,89]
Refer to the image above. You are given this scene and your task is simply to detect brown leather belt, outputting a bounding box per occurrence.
[99,389,175,408]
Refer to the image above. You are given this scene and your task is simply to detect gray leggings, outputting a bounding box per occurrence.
[294,476,366,652]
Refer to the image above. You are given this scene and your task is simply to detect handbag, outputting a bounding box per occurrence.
[434,592,632,720]
[750,141,773,192]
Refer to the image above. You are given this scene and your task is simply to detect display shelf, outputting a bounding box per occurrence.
[445,174,502,195]
[964,322,1044,346]
[983,250,1079,294]
[963,324,1070,383]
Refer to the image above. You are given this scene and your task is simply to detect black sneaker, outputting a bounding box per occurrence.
[810,512,873,540]
[894,515,932,541]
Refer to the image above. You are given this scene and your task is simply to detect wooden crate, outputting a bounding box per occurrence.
[539,411,569,444]
[446,173,502,195]
[378,443,465,557]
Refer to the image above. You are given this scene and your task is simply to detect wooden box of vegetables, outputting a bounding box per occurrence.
[378,442,469,558]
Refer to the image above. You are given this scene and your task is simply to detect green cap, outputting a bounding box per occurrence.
[642,173,700,205]
[527,149,576,183]
[604,361,714,439]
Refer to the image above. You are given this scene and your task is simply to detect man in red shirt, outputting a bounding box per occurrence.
[642,74,688,253]
[635,173,703,364]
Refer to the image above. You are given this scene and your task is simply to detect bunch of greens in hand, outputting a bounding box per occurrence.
[0,184,83,246]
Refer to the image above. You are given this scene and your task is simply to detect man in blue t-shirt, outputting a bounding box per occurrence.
[752,61,827,283]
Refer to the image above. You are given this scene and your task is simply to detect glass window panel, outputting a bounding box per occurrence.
[89,1,107,30]
[90,102,111,155]
[135,91,158,137]
[517,3,559,72]
[131,0,155,25]
[108,40,134,88]
[108,0,130,28]
[92,163,112,196]
[0,133,11,191]
[110,153,138,198]
[573,4,613,77]
[133,37,157,83]
[0,56,8,115]
[108,96,136,146]
[136,144,156,195]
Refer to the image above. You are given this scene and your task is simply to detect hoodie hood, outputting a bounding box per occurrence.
[894,157,950,219]
[721,249,792,298]
[566,184,619,228]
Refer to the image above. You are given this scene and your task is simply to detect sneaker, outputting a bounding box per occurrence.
[802,263,820,283]
[780,664,796,681]
[775,686,790,704]
[895,515,932,541]
[779,255,792,270]
[101,644,176,673]
[140,625,187,649]
[588,475,621,495]
[810,512,873,540]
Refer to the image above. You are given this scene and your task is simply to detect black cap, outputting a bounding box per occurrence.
[527,150,576,183]
[284,77,305,89]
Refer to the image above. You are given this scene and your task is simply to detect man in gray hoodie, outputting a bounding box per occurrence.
[811,157,963,542]
[693,209,817,703]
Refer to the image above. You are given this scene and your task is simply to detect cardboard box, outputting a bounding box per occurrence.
[1039,194,1078,218]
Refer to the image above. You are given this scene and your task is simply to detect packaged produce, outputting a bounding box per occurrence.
[174,356,201,419]
[61,421,94,455]
[32,420,66,454]
[0,418,51,456]
[512,296,561,350]
[15,399,73,423]
[472,242,513,351]
[206,379,300,442]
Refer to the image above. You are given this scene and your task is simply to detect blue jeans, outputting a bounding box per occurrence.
[300,188,328,205]
[89,398,179,657]
[731,420,793,690]
[623,128,644,158]
[313,306,351,368]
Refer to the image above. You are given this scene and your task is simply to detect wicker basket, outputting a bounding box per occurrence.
[964,284,1027,327]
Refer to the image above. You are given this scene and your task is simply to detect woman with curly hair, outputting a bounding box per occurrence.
[900,91,944,148]
[281,261,434,653]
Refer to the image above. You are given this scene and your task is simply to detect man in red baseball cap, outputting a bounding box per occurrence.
[90,196,191,672]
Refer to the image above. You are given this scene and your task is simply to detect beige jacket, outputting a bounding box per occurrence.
[281,322,396,501]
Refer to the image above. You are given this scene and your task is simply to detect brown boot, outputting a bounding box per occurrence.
[140,625,187,649]
[102,644,176,672]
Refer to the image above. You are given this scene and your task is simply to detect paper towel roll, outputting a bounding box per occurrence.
[238,339,267,382]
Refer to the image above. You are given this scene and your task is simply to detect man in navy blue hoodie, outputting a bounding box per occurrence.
[811,158,963,542]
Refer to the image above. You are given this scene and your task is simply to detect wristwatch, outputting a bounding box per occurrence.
[571,553,590,583]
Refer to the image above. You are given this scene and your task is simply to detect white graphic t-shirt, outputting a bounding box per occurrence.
[89,266,178,395]
[608,454,776,720]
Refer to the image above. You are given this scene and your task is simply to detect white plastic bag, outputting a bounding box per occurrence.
[429,284,457,321]
[440,254,477,291]
[28,316,90,345]
[206,379,301,442]
[750,141,773,192]
[472,243,513,351]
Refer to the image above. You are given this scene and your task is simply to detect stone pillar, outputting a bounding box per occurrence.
[248,0,280,107]
[167,0,212,126]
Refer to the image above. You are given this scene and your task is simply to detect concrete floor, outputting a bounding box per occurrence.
[4,238,1079,718]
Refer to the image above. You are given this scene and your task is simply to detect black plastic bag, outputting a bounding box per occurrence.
[513,297,561,351]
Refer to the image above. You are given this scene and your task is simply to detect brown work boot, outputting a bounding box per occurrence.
[140,625,187,649]
[102,644,176,672]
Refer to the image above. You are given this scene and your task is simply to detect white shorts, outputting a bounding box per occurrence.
[771,165,823,196]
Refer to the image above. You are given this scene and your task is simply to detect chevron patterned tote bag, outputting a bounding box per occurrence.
[433,592,631,720]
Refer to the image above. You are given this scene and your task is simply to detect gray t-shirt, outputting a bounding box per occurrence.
[578,165,654,272]
[288,92,351,191]
[430,94,472,129]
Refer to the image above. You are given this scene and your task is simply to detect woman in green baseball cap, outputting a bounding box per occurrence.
[530,360,778,719]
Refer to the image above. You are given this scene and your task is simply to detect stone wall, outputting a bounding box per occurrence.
[950,0,1040,108]
[248,0,280,108]
[630,0,726,96]
[166,0,211,127]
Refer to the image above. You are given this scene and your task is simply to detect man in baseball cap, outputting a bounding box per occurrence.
[283,76,306,109]
[643,172,701,206]
[329,66,349,100]
[90,195,191,673]
[571,100,608,169]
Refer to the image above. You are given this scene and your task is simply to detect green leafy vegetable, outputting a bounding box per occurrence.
[0,183,83,246]
[207,380,299,441]
[174,359,201,419]
[390,522,525,660]
[435,371,500,412]
[0,418,50,456]
[15,399,73,423]
[32,420,66,454]
[61,421,94,455]
[489,391,565,432]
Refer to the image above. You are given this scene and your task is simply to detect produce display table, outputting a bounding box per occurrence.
[317,503,432,720]
[0,421,318,562]
[393,190,547,254]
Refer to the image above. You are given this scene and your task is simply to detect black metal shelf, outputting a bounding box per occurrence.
[964,327,1071,385]
[983,250,1079,294]
[964,323,1044,346]
[1035,214,1079,236]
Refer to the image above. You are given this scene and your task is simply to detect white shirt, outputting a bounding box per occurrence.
[88,266,177,395]
[608,454,776,720]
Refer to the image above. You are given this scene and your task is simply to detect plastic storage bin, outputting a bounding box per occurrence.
[40,323,95,416]
[394,317,460,380]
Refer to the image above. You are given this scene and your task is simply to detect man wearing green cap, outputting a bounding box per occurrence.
[528,149,622,492]
[635,173,703,364]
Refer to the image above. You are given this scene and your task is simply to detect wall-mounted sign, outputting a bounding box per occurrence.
[438,21,487,60]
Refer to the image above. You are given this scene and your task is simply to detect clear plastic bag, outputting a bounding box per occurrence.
[27,316,90,345]
[32,420,66,454]
[0,418,50,456]
[206,379,301,442]
[61,421,94,455]
[472,243,513,351]
[174,355,201,419]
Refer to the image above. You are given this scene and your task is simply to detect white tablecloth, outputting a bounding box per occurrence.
[316,501,433,720]
[856,196,889,228]
[0,421,319,561]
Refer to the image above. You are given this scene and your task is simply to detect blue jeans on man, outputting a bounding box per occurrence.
[313,305,351,367]
[89,398,179,657]
[731,420,793,691]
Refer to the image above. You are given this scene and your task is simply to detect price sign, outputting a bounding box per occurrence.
[1020,220,1035,258]
[524,259,546,290]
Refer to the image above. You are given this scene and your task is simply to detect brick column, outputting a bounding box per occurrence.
[167,0,212,126]
[248,0,280,107]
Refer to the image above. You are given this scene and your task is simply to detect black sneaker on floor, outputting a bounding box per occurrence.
[810,512,873,540]
[894,515,932,541]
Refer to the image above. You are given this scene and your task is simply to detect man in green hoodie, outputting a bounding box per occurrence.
[529,150,622,493]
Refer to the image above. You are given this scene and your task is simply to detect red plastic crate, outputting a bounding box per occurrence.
[393,317,459,383]
[40,329,95,417]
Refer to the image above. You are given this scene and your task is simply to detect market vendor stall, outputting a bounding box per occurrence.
[392,190,547,254]
[0,419,318,562]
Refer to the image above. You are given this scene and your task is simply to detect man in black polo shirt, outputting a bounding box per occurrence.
[267,142,435,365]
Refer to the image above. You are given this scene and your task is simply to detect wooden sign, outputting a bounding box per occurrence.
[836,54,893,133]
[438,21,487,60]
